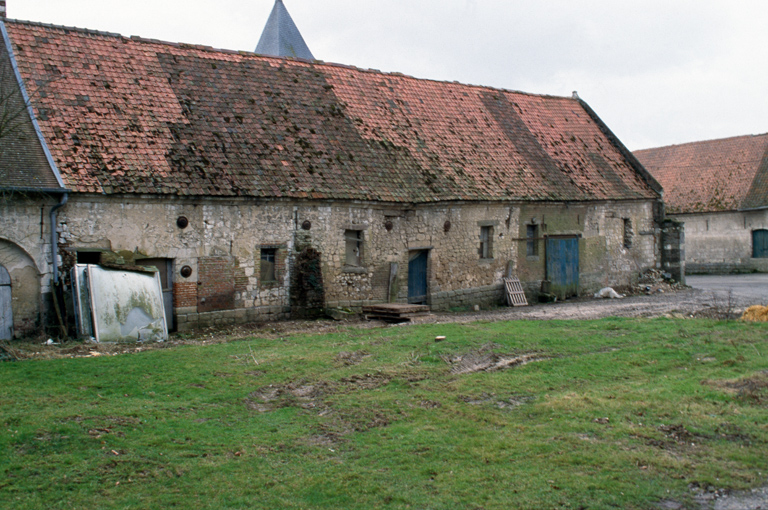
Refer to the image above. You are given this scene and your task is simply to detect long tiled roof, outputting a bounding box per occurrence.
[635,134,768,214]
[2,19,660,202]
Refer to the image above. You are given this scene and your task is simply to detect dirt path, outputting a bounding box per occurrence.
[413,286,744,325]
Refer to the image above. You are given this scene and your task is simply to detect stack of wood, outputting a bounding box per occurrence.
[362,303,431,323]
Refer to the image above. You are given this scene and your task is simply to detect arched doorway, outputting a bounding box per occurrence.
[0,239,42,338]
[0,265,12,340]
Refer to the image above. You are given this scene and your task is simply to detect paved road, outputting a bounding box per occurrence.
[686,274,768,305]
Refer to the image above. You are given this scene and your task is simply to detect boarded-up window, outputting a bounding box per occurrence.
[480,226,493,259]
[345,230,362,266]
[526,225,539,256]
[261,248,277,281]
[623,218,634,249]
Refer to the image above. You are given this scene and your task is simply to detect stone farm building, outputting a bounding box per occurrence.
[635,133,768,274]
[0,10,669,338]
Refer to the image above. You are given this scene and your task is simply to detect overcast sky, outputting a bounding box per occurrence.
[11,0,768,150]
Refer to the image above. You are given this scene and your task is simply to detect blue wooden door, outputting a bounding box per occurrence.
[753,230,768,258]
[546,237,579,300]
[408,251,428,304]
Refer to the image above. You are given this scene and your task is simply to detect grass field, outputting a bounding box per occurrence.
[1,318,767,509]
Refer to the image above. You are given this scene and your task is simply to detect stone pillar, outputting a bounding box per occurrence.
[661,219,685,285]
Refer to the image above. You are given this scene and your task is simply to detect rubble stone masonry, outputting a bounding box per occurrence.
[2,193,661,334]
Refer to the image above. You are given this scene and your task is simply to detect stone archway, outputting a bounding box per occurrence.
[0,239,42,338]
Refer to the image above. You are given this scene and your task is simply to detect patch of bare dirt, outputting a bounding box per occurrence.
[245,380,335,413]
[703,371,768,406]
[3,286,756,361]
[338,373,391,390]
[334,350,371,366]
[460,392,535,410]
[442,342,546,375]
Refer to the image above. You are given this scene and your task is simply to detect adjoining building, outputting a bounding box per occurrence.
[0,2,668,338]
[635,133,768,274]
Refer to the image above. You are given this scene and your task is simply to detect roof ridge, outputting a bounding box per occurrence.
[636,132,768,153]
[3,17,579,102]
[4,17,123,38]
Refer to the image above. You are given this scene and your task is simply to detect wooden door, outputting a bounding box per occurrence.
[0,265,12,340]
[546,237,579,300]
[141,258,175,332]
[408,251,428,304]
[753,229,768,258]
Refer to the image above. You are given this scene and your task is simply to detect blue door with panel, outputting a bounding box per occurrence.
[753,230,768,258]
[546,237,579,300]
[408,251,428,304]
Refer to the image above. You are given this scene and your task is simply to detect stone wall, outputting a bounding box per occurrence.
[515,201,660,299]
[3,193,662,335]
[672,210,768,274]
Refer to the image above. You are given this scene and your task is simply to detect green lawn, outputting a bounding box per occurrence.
[1,318,767,509]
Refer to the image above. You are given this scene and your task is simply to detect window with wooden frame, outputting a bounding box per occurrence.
[526,224,539,256]
[260,248,277,282]
[479,225,493,259]
[345,230,363,266]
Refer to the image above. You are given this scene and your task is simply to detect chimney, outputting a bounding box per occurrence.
[0,1,6,19]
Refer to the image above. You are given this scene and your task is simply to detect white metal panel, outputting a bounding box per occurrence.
[86,265,168,342]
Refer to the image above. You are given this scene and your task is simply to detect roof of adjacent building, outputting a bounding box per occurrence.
[255,0,314,60]
[0,18,661,203]
[634,134,768,214]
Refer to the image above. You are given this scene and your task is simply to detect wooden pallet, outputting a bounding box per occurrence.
[362,303,431,323]
[502,276,529,307]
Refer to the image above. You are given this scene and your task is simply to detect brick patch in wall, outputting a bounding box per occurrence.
[173,281,198,308]
[198,256,235,313]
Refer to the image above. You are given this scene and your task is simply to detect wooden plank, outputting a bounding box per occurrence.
[363,302,431,323]
[503,276,528,307]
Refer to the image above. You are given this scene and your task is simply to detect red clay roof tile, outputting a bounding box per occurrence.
[635,134,768,213]
[5,19,659,202]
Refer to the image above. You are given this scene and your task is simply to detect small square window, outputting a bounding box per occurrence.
[345,230,362,266]
[526,225,539,256]
[479,226,493,259]
[260,248,277,282]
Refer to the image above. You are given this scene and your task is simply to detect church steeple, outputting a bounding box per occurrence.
[255,0,314,60]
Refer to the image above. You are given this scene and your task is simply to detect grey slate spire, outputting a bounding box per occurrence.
[255,0,314,60]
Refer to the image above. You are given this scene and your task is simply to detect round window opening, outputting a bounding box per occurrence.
[180,265,193,278]
[302,220,312,231]
[177,216,189,229]
[444,220,451,233]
